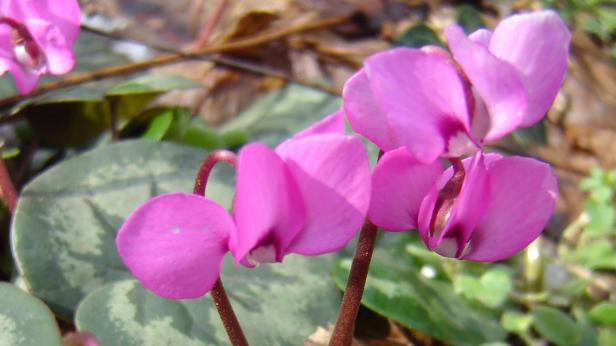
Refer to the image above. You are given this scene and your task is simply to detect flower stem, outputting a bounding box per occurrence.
[210,278,248,346]
[193,150,247,346]
[329,219,378,346]
[0,157,17,214]
[329,150,384,346]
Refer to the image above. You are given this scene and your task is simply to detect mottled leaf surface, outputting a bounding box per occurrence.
[11,140,234,318]
[76,254,339,346]
[0,283,61,346]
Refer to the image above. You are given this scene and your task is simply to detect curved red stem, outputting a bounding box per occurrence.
[193,150,247,346]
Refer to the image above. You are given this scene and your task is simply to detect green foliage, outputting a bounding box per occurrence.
[456,4,485,33]
[76,253,339,345]
[531,305,581,346]
[11,140,234,318]
[222,83,341,146]
[0,283,61,346]
[394,24,443,48]
[3,74,200,147]
[454,267,512,308]
[589,302,616,326]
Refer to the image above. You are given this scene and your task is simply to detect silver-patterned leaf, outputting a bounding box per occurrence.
[11,140,234,318]
[0,283,61,346]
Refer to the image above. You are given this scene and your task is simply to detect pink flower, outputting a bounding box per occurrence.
[343,11,570,162]
[369,148,557,261]
[116,112,372,298]
[0,0,81,94]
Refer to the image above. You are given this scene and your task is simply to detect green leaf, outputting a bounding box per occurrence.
[182,123,224,150]
[501,311,532,334]
[573,308,599,346]
[11,140,235,318]
[478,268,512,308]
[222,83,341,146]
[589,302,616,326]
[531,305,581,346]
[0,283,61,346]
[574,240,616,270]
[0,147,20,159]
[584,199,615,234]
[76,254,339,345]
[106,75,201,96]
[332,233,506,346]
[394,24,443,48]
[455,268,512,308]
[143,110,174,140]
[599,328,616,346]
[456,4,485,33]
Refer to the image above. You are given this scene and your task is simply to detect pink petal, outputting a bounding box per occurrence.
[231,143,306,264]
[439,153,491,250]
[276,110,344,153]
[276,133,371,255]
[363,48,472,162]
[469,29,492,47]
[369,147,442,231]
[5,60,40,94]
[4,0,81,44]
[0,25,13,60]
[343,69,401,152]
[25,18,75,75]
[417,152,491,258]
[464,156,557,261]
[116,193,233,299]
[488,11,571,126]
[445,25,527,141]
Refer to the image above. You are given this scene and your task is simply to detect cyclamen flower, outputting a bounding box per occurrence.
[369,148,557,261]
[116,112,371,298]
[0,0,80,94]
[344,10,570,162]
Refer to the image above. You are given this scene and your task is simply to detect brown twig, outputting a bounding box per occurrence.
[80,27,341,96]
[0,157,17,213]
[194,0,229,48]
[329,220,379,346]
[193,150,247,346]
[0,14,349,112]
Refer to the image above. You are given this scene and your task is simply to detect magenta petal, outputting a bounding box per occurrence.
[343,69,401,152]
[278,134,371,255]
[364,48,471,162]
[6,60,40,94]
[369,147,442,231]
[25,19,75,75]
[6,0,81,44]
[231,143,306,263]
[276,110,345,153]
[464,156,557,261]
[469,29,492,47]
[417,153,491,258]
[116,193,233,299]
[489,11,571,126]
[438,153,491,251]
[446,25,527,141]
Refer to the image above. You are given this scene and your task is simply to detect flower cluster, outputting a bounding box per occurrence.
[116,10,570,300]
[0,0,80,94]
[345,10,569,261]
[116,112,372,298]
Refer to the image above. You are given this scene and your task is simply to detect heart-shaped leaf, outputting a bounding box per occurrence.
[11,139,234,318]
[0,283,61,346]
